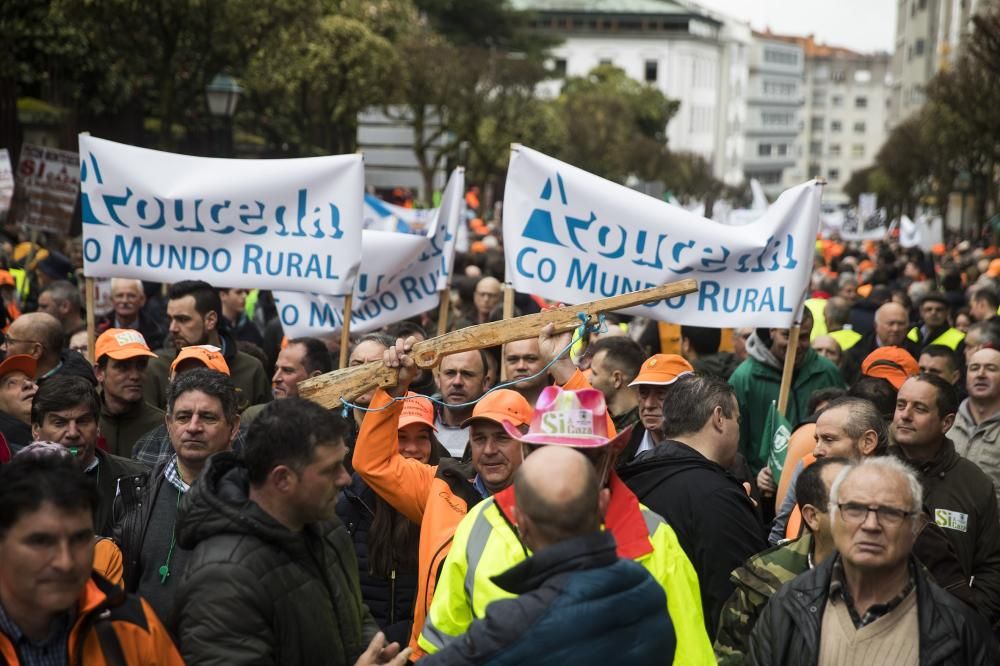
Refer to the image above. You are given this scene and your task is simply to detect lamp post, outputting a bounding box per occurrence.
[205,73,242,157]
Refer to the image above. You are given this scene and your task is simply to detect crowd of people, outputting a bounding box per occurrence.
[3,234,1000,664]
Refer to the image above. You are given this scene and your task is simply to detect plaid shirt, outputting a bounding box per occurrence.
[829,555,916,629]
[164,455,190,493]
[0,599,73,666]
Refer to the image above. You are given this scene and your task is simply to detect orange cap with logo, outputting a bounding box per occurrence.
[628,354,694,387]
[0,354,37,380]
[461,389,533,429]
[170,345,230,376]
[399,392,437,432]
[94,329,157,362]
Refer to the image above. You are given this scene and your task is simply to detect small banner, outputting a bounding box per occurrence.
[764,400,793,484]
[78,135,364,295]
[502,146,822,328]
[15,143,79,234]
[274,168,466,336]
[0,149,14,220]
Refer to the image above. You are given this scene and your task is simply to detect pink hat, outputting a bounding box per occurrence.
[502,386,621,449]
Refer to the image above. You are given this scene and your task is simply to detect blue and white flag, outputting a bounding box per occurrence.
[274,168,465,336]
[502,146,822,328]
[79,135,364,295]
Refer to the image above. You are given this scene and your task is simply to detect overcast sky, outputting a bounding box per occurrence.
[693,0,897,54]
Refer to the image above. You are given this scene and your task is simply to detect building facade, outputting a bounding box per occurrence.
[513,0,741,180]
[743,32,804,197]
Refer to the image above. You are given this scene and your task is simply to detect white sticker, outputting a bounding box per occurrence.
[935,508,968,533]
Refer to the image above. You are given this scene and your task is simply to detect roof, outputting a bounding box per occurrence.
[754,30,873,59]
[511,0,691,16]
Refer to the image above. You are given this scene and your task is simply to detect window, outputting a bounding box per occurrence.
[915,39,925,56]
[829,144,842,157]
[777,144,789,156]
[644,60,658,83]
[811,116,824,131]
[763,112,794,126]
[852,144,865,157]
[599,58,612,66]
[553,58,567,77]
[855,96,868,108]
[828,168,840,181]
[809,141,822,156]
[832,70,846,83]
[832,95,844,107]
[764,49,799,66]
[763,81,796,96]
[812,90,826,106]
[854,121,866,133]
[831,120,843,132]
[853,69,872,84]
[758,143,773,157]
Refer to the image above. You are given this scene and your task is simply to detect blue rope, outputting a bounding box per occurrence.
[340,312,607,417]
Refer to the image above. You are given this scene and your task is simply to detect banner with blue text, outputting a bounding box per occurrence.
[274,168,465,336]
[503,146,822,328]
[79,135,364,295]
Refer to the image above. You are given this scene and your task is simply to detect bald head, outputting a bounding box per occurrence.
[5,312,62,364]
[514,446,601,550]
[874,302,908,347]
[473,277,502,320]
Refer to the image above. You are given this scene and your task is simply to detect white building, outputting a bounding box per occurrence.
[743,32,804,197]
[512,0,736,179]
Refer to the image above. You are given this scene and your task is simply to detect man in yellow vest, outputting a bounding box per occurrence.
[417,383,715,665]
[907,293,965,354]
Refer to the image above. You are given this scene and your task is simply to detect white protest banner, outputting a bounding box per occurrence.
[364,195,436,233]
[15,144,79,234]
[275,168,466,336]
[839,208,887,241]
[0,149,13,220]
[79,135,363,295]
[502,146,822,328]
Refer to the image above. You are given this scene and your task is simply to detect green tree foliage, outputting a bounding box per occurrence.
[555,64,678,183]
[662,151,725,208]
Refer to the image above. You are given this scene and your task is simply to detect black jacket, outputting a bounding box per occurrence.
[894,440,1000,624]
[113,461,168,592]
[841,330,920,384]
[96,310,167,352]
[619,440,766,639]
[93,449,148,537]
[37,348,97,386]
[749,554,999,665]
[174,453,378,666]
[335,474,418,646]
[421,531,675,666]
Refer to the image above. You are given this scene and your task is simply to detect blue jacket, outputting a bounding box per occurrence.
[421,530,675,666]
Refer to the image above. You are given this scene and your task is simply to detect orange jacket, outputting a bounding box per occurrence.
[353,370,608,656]
[0,572,182,665]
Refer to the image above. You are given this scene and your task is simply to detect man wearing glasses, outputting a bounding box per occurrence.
[891,373,1000,626]
[750,457,998,665]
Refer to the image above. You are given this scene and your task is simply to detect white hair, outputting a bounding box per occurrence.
[110,278,144,294]
[829,456,923,525]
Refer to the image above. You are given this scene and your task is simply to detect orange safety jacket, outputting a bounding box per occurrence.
[0,572,182,665]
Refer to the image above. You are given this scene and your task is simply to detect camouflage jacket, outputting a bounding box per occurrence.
[713,534,812,665]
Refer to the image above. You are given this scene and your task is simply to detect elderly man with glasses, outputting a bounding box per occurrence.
[750,457,999,665]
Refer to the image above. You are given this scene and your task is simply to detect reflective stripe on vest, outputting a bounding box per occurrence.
[908,326,965,350]
[464,509,494,604]
[419,614,454,651]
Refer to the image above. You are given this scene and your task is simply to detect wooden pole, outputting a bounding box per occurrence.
[436,289,450,337]
[776,325,801,416]
[338,293,353,370]
[499,283,514,382]
[85,278,96,363]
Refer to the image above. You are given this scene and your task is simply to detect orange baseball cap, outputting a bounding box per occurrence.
[988,259,1000,278]
[399,392,437,432]
[170,345,230,376]
[0,354,36,380]
[94,329,157,362]
[461,389,533,428]
[862,346,918,390]
[0,270,15,287]
[628,354,694,387]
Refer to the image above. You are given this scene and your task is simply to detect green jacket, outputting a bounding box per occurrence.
[99,398,165,459]
[728,347,844,473]
[714,535,811,666]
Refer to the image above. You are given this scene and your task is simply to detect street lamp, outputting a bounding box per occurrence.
[205,73,242,156]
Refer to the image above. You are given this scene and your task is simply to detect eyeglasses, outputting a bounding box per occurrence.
[475,291,501,299]
[837,502,915,527]
[1,335,38,348]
